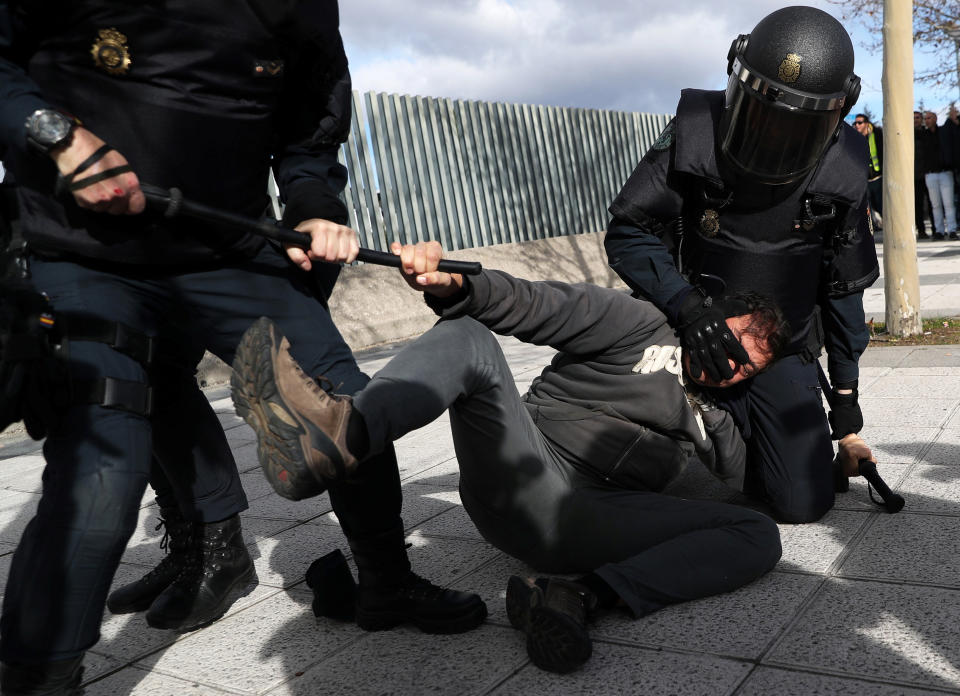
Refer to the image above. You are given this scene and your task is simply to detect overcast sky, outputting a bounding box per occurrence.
[340,0,952,125]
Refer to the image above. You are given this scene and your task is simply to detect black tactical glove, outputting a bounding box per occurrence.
[676,288,751,382]
[828,381,862,439]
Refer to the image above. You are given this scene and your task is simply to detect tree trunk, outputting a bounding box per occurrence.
[882,0,923,336]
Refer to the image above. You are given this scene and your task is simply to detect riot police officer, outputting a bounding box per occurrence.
[605,6,878,523]
[0,2,483,692]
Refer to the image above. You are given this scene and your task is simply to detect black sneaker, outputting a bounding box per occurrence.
[355,572,487,634]
[505,575,596,674]
[146,514,257,632]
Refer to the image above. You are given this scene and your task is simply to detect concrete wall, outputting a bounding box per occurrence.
[197,230,625,386]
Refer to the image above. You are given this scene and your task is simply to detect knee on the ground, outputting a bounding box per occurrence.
[770,487,834,524]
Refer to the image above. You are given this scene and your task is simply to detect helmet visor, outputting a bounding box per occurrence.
[720,75,841,184]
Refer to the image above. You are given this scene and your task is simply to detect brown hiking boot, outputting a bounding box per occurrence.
[231,317,357,500]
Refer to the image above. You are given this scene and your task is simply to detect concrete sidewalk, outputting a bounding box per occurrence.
[1,238,960,694]
[865,235,960,321]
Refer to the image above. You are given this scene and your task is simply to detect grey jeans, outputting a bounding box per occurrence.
[354,316,781,617]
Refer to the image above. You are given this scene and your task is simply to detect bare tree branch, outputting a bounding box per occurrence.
[827,0,960,96]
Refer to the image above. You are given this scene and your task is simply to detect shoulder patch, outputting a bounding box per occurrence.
[651,119,676,151]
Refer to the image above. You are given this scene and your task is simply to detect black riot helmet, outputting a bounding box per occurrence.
[718,6,860,185]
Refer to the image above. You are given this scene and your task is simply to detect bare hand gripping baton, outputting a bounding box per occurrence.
[816,363,904,513]
[139,184,482,276]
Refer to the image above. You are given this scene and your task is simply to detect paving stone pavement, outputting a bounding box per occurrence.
[2,238,960,695]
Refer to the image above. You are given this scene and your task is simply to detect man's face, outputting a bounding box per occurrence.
[915,112,922,129]
[924,112,938,129]
[853,116,869,135]
[684,314,774,388]
[951,105,959,122]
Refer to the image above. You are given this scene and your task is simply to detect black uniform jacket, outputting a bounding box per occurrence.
[604,89,878,384]
[0,0,351,265]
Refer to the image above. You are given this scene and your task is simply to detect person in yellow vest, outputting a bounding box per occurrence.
[853,114,883,230]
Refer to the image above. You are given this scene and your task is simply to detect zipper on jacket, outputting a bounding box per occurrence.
[604,429,648,483]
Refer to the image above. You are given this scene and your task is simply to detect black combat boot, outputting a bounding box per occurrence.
[505,576,597,673]
[0,656,84,696]
[351,527,487,634]
[106,507,192,614]
[145,514,256,632]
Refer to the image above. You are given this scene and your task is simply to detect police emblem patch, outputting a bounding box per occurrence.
[651,119,676,151]
[700,209,720,237]
[778,53,802,84]
[91,28,131,76]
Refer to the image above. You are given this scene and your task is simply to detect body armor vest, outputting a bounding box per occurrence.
[671,90,876,352]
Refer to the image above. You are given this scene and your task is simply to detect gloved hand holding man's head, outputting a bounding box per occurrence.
[682,292,789,389]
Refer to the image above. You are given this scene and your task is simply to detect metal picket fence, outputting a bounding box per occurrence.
[339,91,673,252]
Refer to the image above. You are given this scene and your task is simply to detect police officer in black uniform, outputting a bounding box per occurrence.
[0,2,483,692]
[605,6,879,524]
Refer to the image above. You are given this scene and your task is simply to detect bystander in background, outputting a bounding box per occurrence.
[945,105,960,212]
[914,111,933,239]
[919,110,957,240]
[854,114,882,230]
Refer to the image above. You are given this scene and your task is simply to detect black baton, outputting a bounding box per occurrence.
[140,184,482,275]
[816,362,904,513]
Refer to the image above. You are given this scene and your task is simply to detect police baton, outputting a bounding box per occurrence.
[139,185,482,276]
[816,363,904,513]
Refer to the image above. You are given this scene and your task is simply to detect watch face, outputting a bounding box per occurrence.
[36,111,71,143]
[27,109,73,150]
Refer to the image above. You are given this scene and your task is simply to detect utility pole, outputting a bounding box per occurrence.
[882,0,922,336]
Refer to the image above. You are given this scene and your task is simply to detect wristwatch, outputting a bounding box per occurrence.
[24,109,78,155]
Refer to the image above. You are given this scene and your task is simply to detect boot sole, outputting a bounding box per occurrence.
[355,599,488,635]
[232,318,327,501]
[107,593,161,614]
[506,575,591,673]
[505,575,535,630]
[146,565,259,633]
[526,605,592,674]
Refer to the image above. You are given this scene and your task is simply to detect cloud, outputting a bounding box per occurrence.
[340,0,840,112]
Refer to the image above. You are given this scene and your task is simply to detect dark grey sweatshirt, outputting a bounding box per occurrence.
[432,270,748,491]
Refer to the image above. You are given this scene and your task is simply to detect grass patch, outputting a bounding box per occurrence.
[868,317,960,346]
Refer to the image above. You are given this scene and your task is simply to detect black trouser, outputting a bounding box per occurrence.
[915,176,932,234]
[0,242,404,663]
[354,316,782,617]
[710,354,835,523]
[867,177,883,216]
